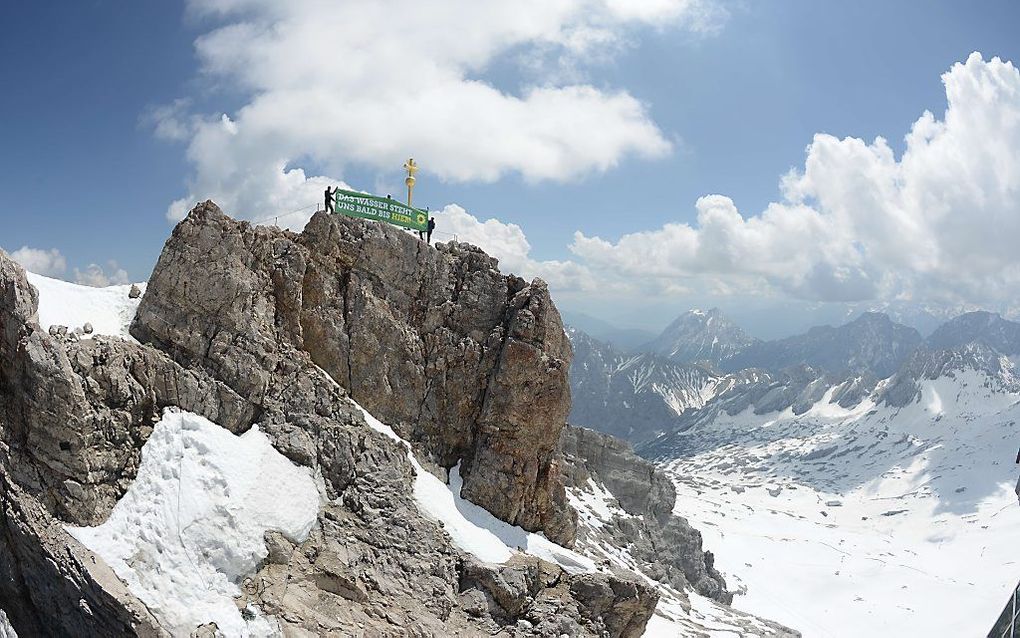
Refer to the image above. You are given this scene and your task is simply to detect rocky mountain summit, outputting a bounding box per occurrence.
[0,202,792,637]
[642,308,759,367]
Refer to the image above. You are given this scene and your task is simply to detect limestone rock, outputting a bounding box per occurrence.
[0,469,164,637]
[561,424,731,603]
[132,202,576,545]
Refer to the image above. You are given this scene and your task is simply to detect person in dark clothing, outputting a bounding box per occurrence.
[427,217,436,244]
[324,186,335,212]
[1015,446,1020,504]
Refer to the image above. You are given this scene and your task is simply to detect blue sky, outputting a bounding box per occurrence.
[3,1,1020,337]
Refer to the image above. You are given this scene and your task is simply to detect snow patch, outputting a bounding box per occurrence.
[350,400,596,573]
[0,610,16,638]
[567,477,632,529]
[27,272,143,338]
[67,410,320,637]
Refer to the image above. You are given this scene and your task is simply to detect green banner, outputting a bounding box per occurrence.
[333,188,428,232]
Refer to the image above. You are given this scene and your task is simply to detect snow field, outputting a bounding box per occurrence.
[26,272,143,338]
[67,410,321,637]
[352,400,598,572]
[662,371,1020,637]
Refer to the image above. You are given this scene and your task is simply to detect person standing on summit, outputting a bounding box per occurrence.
[427,217,436,244]
[324,186,335,213]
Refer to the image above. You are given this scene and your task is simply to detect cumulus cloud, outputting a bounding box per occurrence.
[571,53,1020,308]
[434,205,595,291]
[159,0,721,224]
[74,261,131,287]
[7,246,67,277]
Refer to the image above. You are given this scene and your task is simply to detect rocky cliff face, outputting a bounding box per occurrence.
[561,424,728,601]
[560,426,798,636]
[132,202,575,545]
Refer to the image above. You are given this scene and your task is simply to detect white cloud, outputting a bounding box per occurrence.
[74,261,131,287]
[570,53,1020,308]
[160,0,720,224]
[7,246,67,277]
[434,204,595,291]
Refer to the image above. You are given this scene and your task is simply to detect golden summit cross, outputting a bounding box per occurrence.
[403,158,418,207]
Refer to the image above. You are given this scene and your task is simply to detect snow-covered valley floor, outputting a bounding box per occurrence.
[26,272,142,338]
[659,374,1020,637]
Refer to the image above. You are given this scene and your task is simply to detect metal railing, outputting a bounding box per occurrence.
[990,581,1020,638]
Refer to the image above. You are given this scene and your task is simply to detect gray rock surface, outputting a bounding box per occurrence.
[0,469,164,638]
[132,202,576,545]
[561,425,799,636]
[561,425,729,601]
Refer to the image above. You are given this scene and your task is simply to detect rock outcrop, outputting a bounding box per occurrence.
[0,207,673,637]
[132,202,575,545]
[0,202,802,637]
[561,425,730,601]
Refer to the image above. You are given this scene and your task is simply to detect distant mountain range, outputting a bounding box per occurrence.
[567,307,1020,445]
[636,309,1020,637]
[721,311,921,379]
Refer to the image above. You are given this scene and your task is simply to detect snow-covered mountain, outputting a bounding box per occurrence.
[567,327,720,443]
[641,312,1020,637]
[642,308,760,366]
[723,312,921,379]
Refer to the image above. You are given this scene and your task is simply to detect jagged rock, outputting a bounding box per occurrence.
[0,469,164,637]
[132,201,576,545]
[561,425,731,604]
[82,322,93,334]
[561,424,676,523]
[2,330,253,524]
[458,555,657,638]
[567,571,658,638]
[128,284,141,299]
